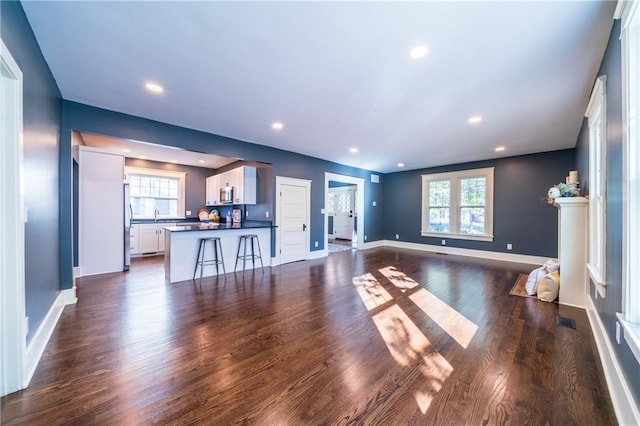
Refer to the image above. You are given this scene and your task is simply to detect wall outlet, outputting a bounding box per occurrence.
[314,241,318,248]
[186,210,191,216]
[246,211,249,217]
[364,235,368,241]
[507,243,512,250]
[395,234,399,239]
[441,239,446,245]
[616,322,621,344]
[372,201,377,206]
[265,211,269,218]
[24,317,29,336]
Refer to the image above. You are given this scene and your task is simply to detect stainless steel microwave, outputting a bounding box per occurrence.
[220,186,234,204]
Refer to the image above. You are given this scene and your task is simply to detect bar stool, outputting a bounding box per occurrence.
[193,237,225,280]
[235,234,264,272]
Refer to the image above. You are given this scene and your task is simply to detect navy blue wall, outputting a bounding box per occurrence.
[59,101,385,288]
[383,150,575,257]
[1,1,63,342]
[576,19,639,409]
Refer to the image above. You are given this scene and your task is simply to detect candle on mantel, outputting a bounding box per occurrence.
[569,170,578,183]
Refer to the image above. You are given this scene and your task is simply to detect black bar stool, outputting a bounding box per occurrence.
[193,237,225,280]
[234,234,264,272]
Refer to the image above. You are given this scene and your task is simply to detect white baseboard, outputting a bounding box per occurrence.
[586,296,640,426]
[382,240,551,266]
[308,249,328,260]
[24,291,64,387]
[361,240,385,250]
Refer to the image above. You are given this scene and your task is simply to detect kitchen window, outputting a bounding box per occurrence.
[126,167,186,219]
[421,167,494,242]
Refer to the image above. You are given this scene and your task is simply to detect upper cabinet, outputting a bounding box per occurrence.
[206,166,257,206]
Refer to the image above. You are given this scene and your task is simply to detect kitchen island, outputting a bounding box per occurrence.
[164,221,273,283]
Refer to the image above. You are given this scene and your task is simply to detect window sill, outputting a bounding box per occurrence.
[617,313,640,365]
[421,231,494,242]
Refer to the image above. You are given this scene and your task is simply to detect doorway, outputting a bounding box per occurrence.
[324,173,365,254]
[1,38,26,396]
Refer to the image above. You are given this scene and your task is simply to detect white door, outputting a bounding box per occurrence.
[332,187,355,240]
[276,177,310,264]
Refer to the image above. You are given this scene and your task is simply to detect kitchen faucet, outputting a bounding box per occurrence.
[154,208,159,221]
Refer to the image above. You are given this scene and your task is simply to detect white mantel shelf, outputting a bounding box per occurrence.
[554,196,588,308]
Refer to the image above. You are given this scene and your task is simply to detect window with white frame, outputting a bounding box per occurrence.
[585,75,607,297]
[126,167,186,219]
[618,0,640,364]
[421,167,494,242]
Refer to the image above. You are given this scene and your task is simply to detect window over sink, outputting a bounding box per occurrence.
[126,166,186,219]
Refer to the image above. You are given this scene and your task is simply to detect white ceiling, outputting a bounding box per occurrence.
[22,1,615,173]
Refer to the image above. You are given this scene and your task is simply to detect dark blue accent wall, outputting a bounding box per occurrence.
[383,150,575,257]
[59,101,385,285]
[1,1,63,342]
[577,19,639,409]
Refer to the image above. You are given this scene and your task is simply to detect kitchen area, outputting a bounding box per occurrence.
[74,132,274,281]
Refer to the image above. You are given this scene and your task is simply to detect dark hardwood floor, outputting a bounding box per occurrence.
[1,248,617,425]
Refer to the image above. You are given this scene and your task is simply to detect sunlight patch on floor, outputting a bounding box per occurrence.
[352,273,393,311]
[409,288,478,348]
[372,304,430,366]
[413,352,454,414]
[378,266,419,292]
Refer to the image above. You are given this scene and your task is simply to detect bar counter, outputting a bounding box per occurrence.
[164,221,273,283]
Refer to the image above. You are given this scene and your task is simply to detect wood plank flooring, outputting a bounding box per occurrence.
[1,248,617,425]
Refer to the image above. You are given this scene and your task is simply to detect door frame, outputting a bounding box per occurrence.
[1,38,27,396]
[275,176,311,266]
[324,173,365,252]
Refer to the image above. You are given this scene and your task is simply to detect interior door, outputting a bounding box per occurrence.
[332,187,355,240]
[277,179,310,264]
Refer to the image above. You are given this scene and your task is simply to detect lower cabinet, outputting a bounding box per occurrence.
[131,223,172,255]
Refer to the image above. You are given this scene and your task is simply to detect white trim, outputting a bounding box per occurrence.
[324,173,365,252]
[586,76,608,298]
[308,249,327,260]
[62,286,78,305]
[24,291,64,387]
[362,240,385,250]
[617,313,640,365]
[275,176,311,265]
[1,38,26,397]
[382,240,551,266]
[586,297,640,426]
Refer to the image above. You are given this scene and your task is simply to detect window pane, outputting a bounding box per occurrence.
[460,177,486,206]
[128,173,181,218]
[460,207,485,234]
[429,207,449,232]
[429,180,450,206]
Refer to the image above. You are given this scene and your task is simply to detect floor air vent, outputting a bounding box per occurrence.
[556,315,576,329]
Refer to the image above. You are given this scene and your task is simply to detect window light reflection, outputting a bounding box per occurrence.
[379,266,419,292]
[409,288,478,348]
[352,273,393,311]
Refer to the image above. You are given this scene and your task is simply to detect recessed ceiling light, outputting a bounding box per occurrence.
[349,147,358,154]
[495,146,506,152]
[409,45,429,59]
[468,116,483,124]
[139,156,147,160]
[397,162,405,168]
[272,122,284,130]
[198,160,206,164]
[122,149,131,153]
[144,82,164,94]
[170,160,178,163]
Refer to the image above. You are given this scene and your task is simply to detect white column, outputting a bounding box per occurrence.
[554,197,589,308]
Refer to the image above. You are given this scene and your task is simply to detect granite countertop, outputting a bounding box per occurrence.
[165,221,274,232]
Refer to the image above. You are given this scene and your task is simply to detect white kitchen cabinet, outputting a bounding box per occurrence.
[136,223,173,254]
[206,166,257,206]
[130,224,140,254]
[206,175,220,206]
